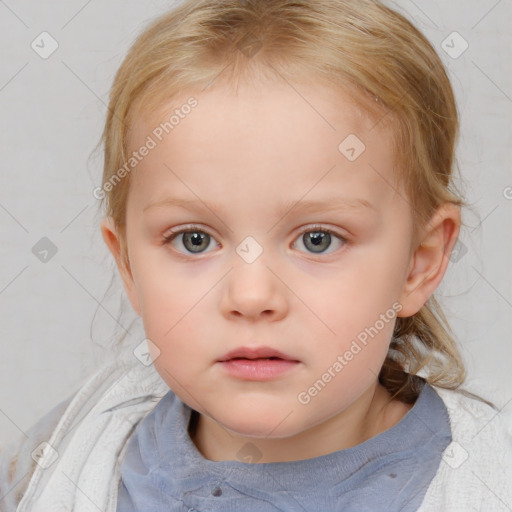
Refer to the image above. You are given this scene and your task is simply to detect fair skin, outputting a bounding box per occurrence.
[101,77,460,463]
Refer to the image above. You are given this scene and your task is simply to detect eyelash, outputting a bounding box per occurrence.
[162,224,348,257]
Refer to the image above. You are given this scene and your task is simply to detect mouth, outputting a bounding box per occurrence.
[217,346,300,381]
[217,346,298,362]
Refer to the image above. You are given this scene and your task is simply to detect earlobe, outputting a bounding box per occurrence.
[397,204,461,317]
[100,217,142,316]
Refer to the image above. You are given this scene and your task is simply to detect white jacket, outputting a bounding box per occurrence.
[2,344,512,512]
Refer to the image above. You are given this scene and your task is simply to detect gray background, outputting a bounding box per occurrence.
[0,0,511,447]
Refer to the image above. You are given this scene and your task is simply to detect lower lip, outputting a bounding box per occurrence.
[218,358,299,380]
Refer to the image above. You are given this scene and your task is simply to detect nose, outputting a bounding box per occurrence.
[220,254,288,322]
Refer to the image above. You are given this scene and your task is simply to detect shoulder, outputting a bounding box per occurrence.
[433,384,512,445]
[0,394,74,512]
[0,346,149,511]
[0,352,131,508]
[418,384,512,511]
[7,347,169,511]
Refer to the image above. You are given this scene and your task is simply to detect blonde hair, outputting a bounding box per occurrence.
[98,0,495,408]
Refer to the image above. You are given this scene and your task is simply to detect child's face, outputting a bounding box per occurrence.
[103,78,453,450]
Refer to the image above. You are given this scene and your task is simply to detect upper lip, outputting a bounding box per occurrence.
[217,346,299,362]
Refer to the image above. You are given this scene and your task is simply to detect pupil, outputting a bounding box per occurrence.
[185,232,209,252]
[305,231,330,253]
[191,233,202,245]
[311,233,323,245]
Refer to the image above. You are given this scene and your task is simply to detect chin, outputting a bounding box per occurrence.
[217,409,303,439]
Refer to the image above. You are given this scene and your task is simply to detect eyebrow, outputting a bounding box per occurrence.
[143,196,375,218]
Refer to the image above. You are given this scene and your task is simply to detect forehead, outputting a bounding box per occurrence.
[126,80,402,213]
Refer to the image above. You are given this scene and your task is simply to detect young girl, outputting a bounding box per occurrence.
[2,0,511,510]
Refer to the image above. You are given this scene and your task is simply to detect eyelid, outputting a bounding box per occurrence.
[296,224,348,241]
[162,223,217,242]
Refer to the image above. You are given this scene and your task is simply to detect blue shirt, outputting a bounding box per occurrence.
[117,377,451,511]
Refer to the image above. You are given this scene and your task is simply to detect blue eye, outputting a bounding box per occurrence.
[163,225,347,256]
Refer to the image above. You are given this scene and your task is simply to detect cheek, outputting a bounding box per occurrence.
[132,261,215,356]
[349,237,410,305]
[131,252,198,324]
[294,251,403,374]
[147,311,206,393]
[298,265,401,338]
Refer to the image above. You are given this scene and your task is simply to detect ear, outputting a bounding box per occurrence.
[100,217,141,316]
[397,203,461,317]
